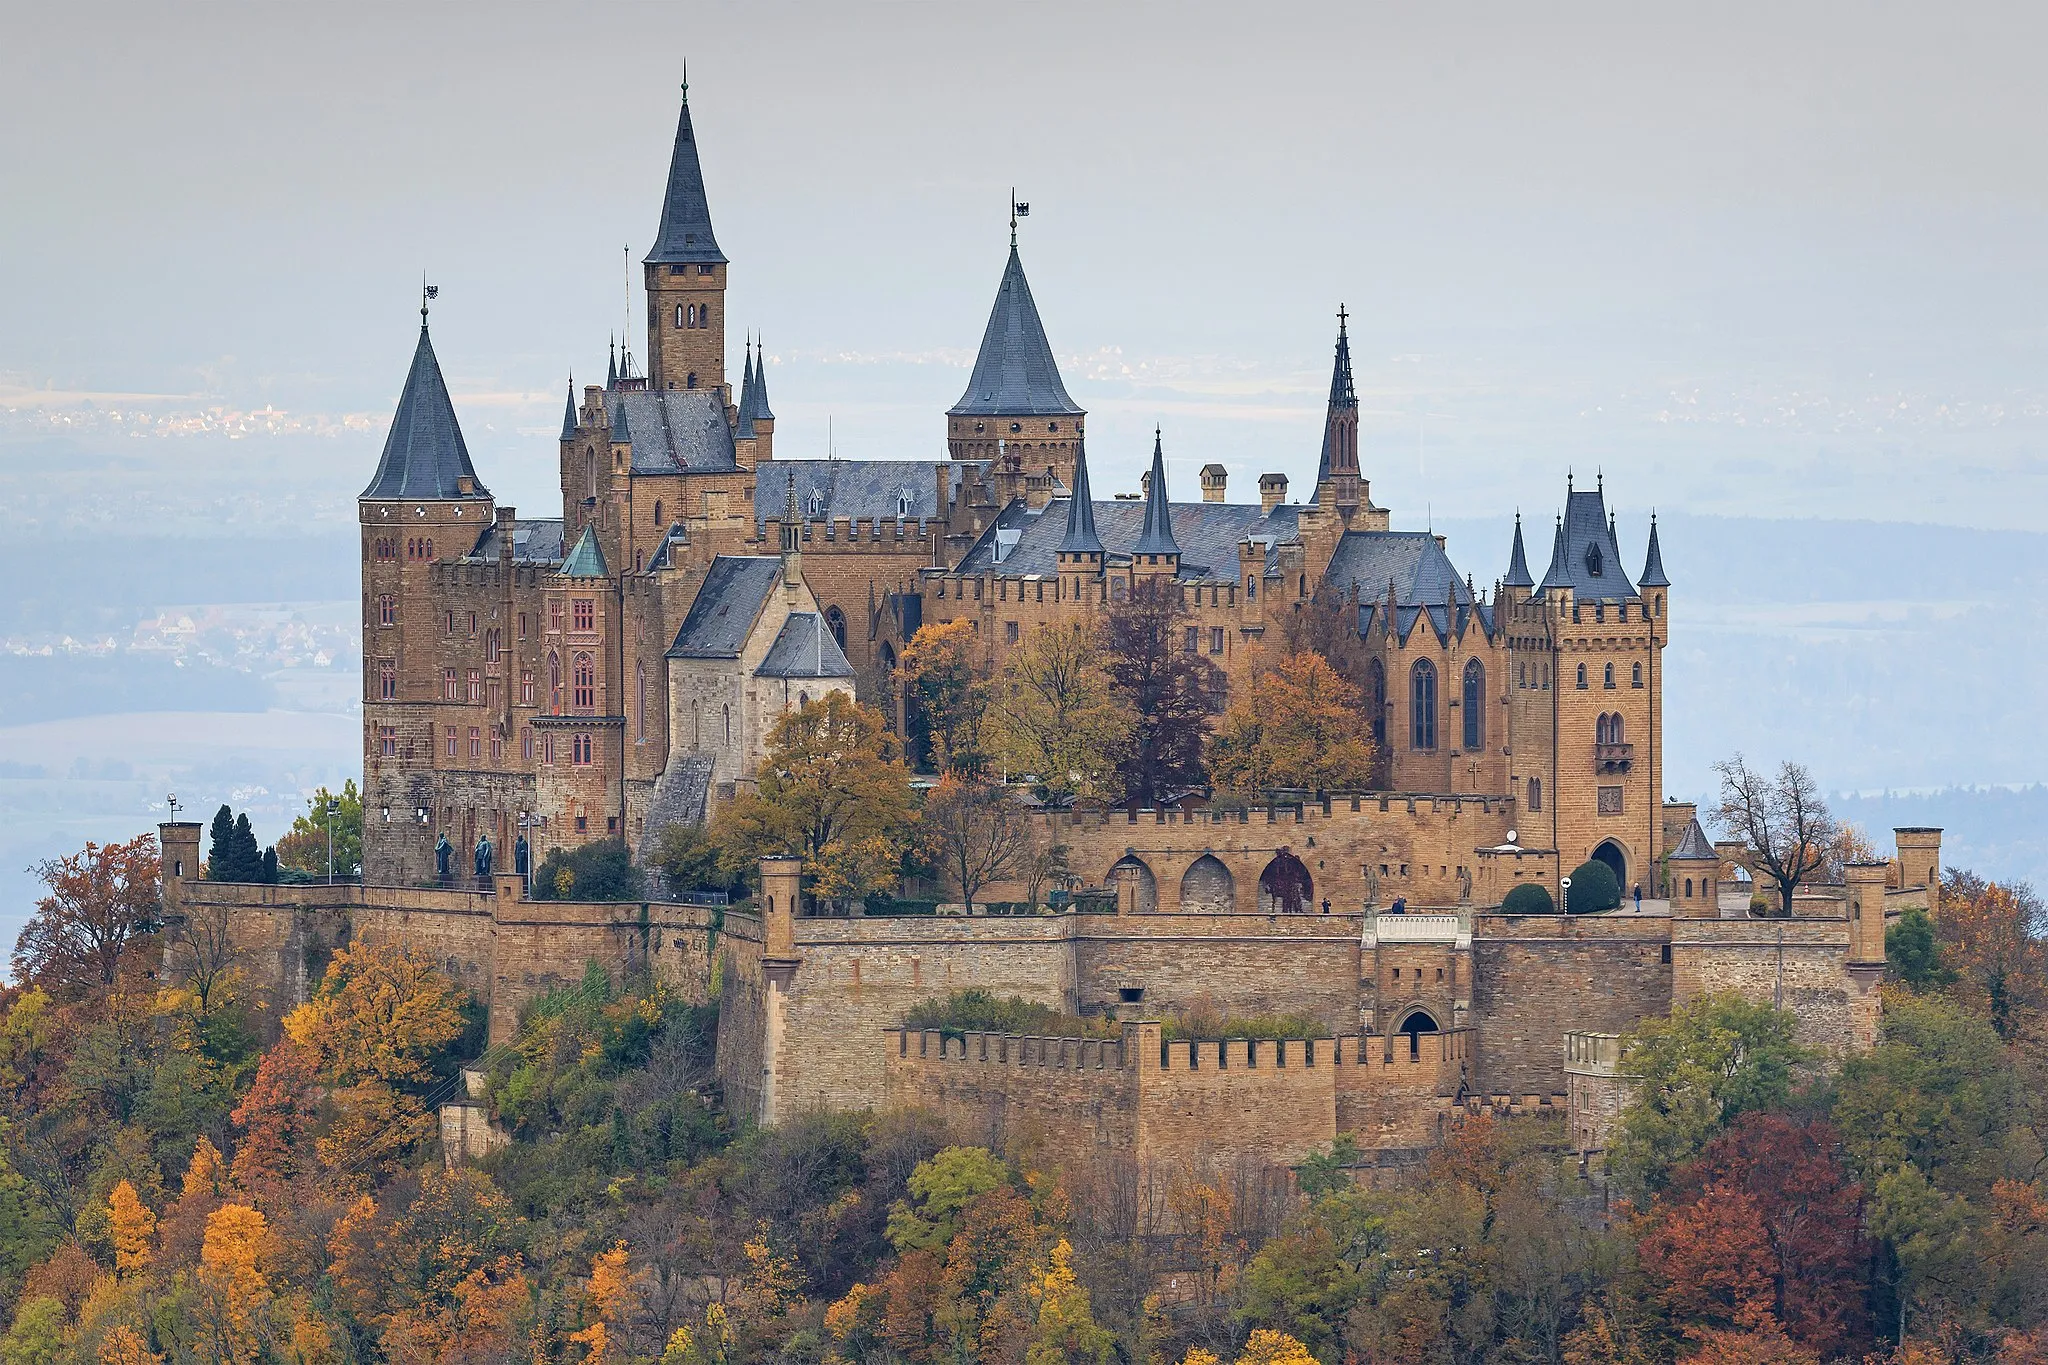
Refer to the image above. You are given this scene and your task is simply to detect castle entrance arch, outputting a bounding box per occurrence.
[1257,849,1313,915]
[1108,856,1158,914]
[1397,1006,1440,1059]
[1179,854,1235,914]
[1591,840,1628,891]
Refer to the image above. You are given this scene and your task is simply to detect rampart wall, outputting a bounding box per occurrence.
[1671,916,1869,1051]
[1467,913,1673,1098]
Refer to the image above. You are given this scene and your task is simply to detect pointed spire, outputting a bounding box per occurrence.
[1536,513,1568,593]
[1312,306,1362,500]
[1504,511,1534,588]
[748,334,775,424]
[1640,512,1671,588]
[607,337,618,389]
[736,336,758,435]
[1059,439,1103,555]
[645,86,726,266]
[949,243,1082,416]
[560,524,610,579]
[1134,428,1180,557]
[360,317,488,500]
[1328,305,1358,408]
[559,372,577,441]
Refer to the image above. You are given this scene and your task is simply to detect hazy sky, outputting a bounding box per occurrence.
[6,1,2048,533]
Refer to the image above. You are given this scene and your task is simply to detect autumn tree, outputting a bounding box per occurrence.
[275,780,363,878]
[919,778,1036,914]
[710,693,916,906]
[199,1203,272,1365]
[1277,577,1375,684]
[1103,580,1224,805]
[229,1041,319,1192]
[1713,756,1838,917]
[568,1242,633,1365]
[898,619,989,775]
[984,619,1134,808]
[13,833,161,995]
[1933,870,2048,1039]
[106,1181,155,1277]
[1209,652,1377,795]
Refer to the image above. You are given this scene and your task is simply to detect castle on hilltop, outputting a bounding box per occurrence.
[159,82,1943,1173]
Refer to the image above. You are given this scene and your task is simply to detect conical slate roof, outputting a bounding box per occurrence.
[1133,431,1180,556]
[1537,487,1636,598]
[1314,312,1359,487]
[1058,439,1103,555]
[735,343,758,434]
[645,94,726,266]
[1640,514,1671,588]
[559,375,578,441]
[1504,513,1534,588]
[360,323,488,501]
[1670,818,1717,861]
[949,245,1082,416]
[742,338,775,430]
[559,524,610,579]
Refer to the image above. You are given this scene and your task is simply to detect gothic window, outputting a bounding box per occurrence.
[808,490,825,517]
[1367,658,1387,752]
[572,653,595,712]
[586,452,596,498]
[522,727,533,761]
[548,652,561,712]
[1210,627,1225,654]
[1596,713,1611,745]
[675,305,685,329]
[520,670,534,705]
[445,725,458,758]
[1461,658,1484,751]
[1411,660,1438,751]
[1528,777,1542,812]
[1247,575,1257,600]
[635,663,646,742]
[897,492,913,516]
[1610,714,1624,744]
[1576,663,1588,689]
[550,601,563,632]
[825,606,847,649]
[653,500,663,527]
[378,595,396,626]
[573,733,593,766]
[379,726,397,758]
[378,661,396,700]
[1632,662,1644,688]
[484,629,500,662]
[723,704,732,747]
[573,598,595,632]
[1603,662,1615,689]
[543,733,555,765]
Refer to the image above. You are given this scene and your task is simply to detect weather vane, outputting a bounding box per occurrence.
[1010,188,1029,247]
[420,273,438,323]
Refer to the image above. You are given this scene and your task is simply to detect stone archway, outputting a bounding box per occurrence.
[1592,839,1628,891]
[1179,854,1235,914]
[1258,848,1313,915]
[1109,855,1158,914]
[1397,1006,1440,1058]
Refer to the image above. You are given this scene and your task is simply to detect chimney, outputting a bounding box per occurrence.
[1259,472,1288,515]
[1200,464,1227,503]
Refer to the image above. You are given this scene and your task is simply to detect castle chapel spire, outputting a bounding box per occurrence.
[643,83,728,395]
[1312,306,1361,510]
[1134,428,1180,565]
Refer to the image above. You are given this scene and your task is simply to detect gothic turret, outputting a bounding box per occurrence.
[361,318,488,502]
[1640,514,1670,588]
[1504,513,1534,591]
[1133,429,1180,574]
[644,82,728,396]
[1312,308,1361,511]
[946,238,1085,487]
[559,374,578,441]
[1058,440,1103,556]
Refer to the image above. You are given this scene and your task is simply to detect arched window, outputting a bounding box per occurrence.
[1576,663,1588,689]
[635,663,646,741]
[1410,660,1437,751]
[1367,658,1387,753]
[547,651,561,713]
[798,691,810,709]
[1596,714,1611,745]
[1528,777,1541,812]
[653,500,663,528]
[1632,662,1643,688]
[1246,575,1257,600]
[586,451,596,498]
[686,372,697,390]
[723,703,731,746]
[1603,662,1615,689]
[572,653,595,712]
[824,606,847,649]
[1461,659,1484,751]
[1299,574,1308,597]
[675,305,685,329]
[484,628,500,662]
[1610,714,1624,744]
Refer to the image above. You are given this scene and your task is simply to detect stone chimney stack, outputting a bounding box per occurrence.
[1200,463,1227,503]
[1259,472,1288,515]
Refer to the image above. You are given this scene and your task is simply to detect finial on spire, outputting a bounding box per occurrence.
[1597,467,1604,493]
[1337,302,1348,335]
[1567,467,1573,491]
[681,59,688,104]
[420,273,437,327]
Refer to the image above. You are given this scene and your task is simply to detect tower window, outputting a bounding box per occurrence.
[1010,422,1022,433]
[572,653,595,712]
[1528,777,1541,812]
[1603,663,1615,689]
[699,264,713,276]
[1411,660,1438,751]
[378,595,396,626]
[1576,663,1588,689]
[1461,658,1484,750]
[676,305,686,329]
[573,732,593,766]
[573,598,595,632]
[1585,543,1604,577]
[379,661,396,700]
[1632,662,1643,688]
[687,373,697,389]
[443,668,458,700]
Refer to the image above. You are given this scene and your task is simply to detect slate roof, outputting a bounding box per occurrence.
[1058,441,1103,554]
[957,496,1298,580]
[644,96,726,266]
[1134,433,1182,556]
[1537,487,1638,600]
[667,556,781,658]
[1670,818,1718,861]
[462,518,566,566]
[1324,530,1477,607]
[756,612,854,679]
[559,525,610,579]
[609,389,740,474]
[743,341,775,428]
[949,245,1083,417]
[1503,514,1534,588]
[360,324,490,501]
[559,378,578,441]
[754,460,980,529]
[1640,515,1671,588]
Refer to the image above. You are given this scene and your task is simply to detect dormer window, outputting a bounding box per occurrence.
[1585,543,1604,577]
[896,492,914,516]
[808,490,826,517]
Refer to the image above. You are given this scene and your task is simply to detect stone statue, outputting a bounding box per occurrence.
[1458,866,1473,905]
[474,833,494,879]
[434,833,453,884]
[514,834,530,877]
[1363,863,1380,908]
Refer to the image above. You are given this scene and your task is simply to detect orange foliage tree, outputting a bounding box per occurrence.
[229,1041,319,1193]
[106,1180,156,1277]
[1209,652,1377,795]
[199,1203,272,1365]
[1936,870,2048,1040]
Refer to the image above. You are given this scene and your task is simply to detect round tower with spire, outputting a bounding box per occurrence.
[946,215,1086,489]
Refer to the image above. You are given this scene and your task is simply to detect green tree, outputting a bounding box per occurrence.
[653,822,730,899]
[1886,907,1949,991]
[532,841,640,901]
[885,1146,1010,1252]
[274,781,363,878]
[1610,993,1807,1195]
[1565,859,1620,914]
[984,619,1134,808]
[1831,991,2011,1196]
[1,1296,66,1365]
[1500,883,1554,915]
[711,694,916,905]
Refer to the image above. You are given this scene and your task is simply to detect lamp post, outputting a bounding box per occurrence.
[325,797,342,885]
[517,811,544,898]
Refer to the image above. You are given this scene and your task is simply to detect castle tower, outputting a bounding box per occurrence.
[534,526,621,856]
[644,84,728,397]
[1894,827,1943,911]
[946,234,1085,488]
[1845,860,1890,967]
[1668,817,1719,918]
[1056,439,1105,602]
[1312,308,1362,513]
[1132,429,1181,581]
[359,311,494,884]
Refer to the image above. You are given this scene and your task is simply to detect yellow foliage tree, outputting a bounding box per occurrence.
[98,1325,163,1365]
[182,1137,225,1200]
[199,1204,271,1365]
[1233,1330,1319,1365]
[983,618,1134,808]
[1209,651,1377,795]
[1024,1239,1114,1365]
[107,1181,156,1277]
[567,1242,633,1365]
[898,618,989,774]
